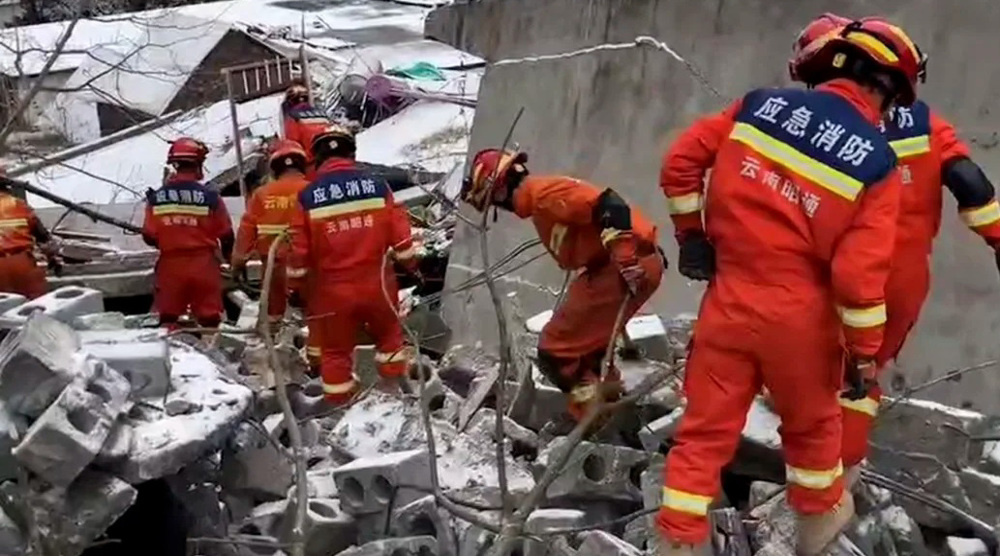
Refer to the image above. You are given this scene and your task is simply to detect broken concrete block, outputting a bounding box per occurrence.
[0,313,83,418]
[0,286,104,327]
[222,414,293,501]
[236,301,261,330]
[946,537,990,556]
[340,536,438,556]
[748,481,783,509]
[14,361,130,487]
[241,499,289,539]
[523,509,586,556]
[641,460,666,512]
[458,366,499,431]
[664,313,696,360]
[624,314,671,362]
[122,313,158,328]
[0,409,23,482]
[333,449,432,515]
[871,398,987,470]
[639,405,685,452]
[0,293,25,315]
[577,530,642,556]
[878,504,929,556]
[622,515,649,551]
[95,419,133,465]
[468,407,540,460]
[302,467,339,499]
[710,508,753,556]
[72,312,126,330]
[391,495,457,556]
[534,437,649,502]
[275,497,358,556]
[28,470,137,556]
[79,329,171,399]
[437,345,498,398]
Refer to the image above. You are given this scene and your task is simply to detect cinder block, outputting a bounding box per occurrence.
[13,360,130,486]
[333,449,433,516]
[622,515,649,551]
[639,405,685,452]
[276,497,358,556]
[641,461,666,512]
[71,312,126,331]
[0,286,104,327]
[392,495,457,556]
[576,530,642,556]
[236,301,261,330]
[524,509,586,556]
[302,467,339,499]
[0,293,26,315]
[340,536,438,556]
[95,420,133,465]
[535,438,649,502]
[27,470,136,556]
[623,314,671,362]
[0,313,83,418]
[222,414,294,500]
[79,330,170,399]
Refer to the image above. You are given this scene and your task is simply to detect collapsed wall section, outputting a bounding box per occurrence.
[433,0,1000,412]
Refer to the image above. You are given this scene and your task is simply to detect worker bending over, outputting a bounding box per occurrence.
[791,13,1000,484]
[287,125,420,404]
[656,19,923,556]
[0,167,60,298]
[460,150,665,421]
[143,138,234,331]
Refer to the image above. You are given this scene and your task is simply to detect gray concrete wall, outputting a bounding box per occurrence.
[432,0,1000,413]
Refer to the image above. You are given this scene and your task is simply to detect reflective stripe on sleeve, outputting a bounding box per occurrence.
[286,267,307,278]
[152,204,210,216]
[257,224,289,235]
[730,122,863,201]
[322,378,357,395]
[839,395,879,417]
[889,135,930,158]
[786,461,843,490]
[837,304,887,329]
[661,487,712,516]
[666,192,703,215]
[306,346,321,357]
[0,218,28,229]
[960,200,1000,228]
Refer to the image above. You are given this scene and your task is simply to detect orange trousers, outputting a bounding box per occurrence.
[262,259,289,319]
[538,252,664,418]
[311,267,408,403]
[840,251,929,467]
[658,277,845,544]
[0,250,47,299]
[155,251,224,329]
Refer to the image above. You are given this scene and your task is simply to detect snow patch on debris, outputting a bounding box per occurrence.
[743,397,781,448]
[896,397,986,420]
[357,100,474,174]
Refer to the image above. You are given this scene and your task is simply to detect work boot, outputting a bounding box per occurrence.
[796,489,855,556]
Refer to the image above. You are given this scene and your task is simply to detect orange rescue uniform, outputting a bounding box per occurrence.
[657,79,902,543]
[143,176,234,329]
[233,172,310,319]
[0,191,49,298]
[282,105,331,181]
[515,176,665,418]
[287,158,416,402]
[839,101,1000,466]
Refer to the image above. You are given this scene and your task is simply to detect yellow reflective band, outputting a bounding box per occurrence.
[837,303,887,329]
[786,461,844,490]
[375,348,410,364]
[287,267,307,278]
[666,192,703,215]
[306,346,321,357]
[730,122,864,201]
[0,218,28,228]
[883,24,921,62]
[889,135,930,159]
[600,228,624,246]
[153,204,210,216]
[257,224,288,235]
[569,383,598,402]
[309,198,386,219]
[960,200,1000,228]
[845,31,899,63]
[322,379,357,395]
[661,487,712,516]
[299,117,329,125]
[839,396,879,417]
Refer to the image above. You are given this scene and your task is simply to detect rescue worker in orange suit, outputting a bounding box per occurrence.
[790,14,1000,488]
[231,139,310,328]
[0,168,61,298]
[142,138,235,331]
[656,20,924,556]
[281,83,331,181]
[286,125,420,404]
[460,150,665,421]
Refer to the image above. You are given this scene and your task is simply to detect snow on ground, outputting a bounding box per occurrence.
[946,537,990,556]
[357,100,474,174]
[21,94,282,208]
[332,39,483,71]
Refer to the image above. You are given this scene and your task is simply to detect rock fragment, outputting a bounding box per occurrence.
[0,286,104,327]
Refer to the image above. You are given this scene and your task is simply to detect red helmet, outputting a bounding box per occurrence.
[789,13,851,82]
[268,139,307,165]
[310,124,356,161]
[792,18,924,106]
[461,149,528,212]
[166,137,208,165]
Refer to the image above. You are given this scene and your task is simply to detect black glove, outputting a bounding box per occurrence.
[841,354,877,401]
[288,290,304,310]
[678,232,715,281]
